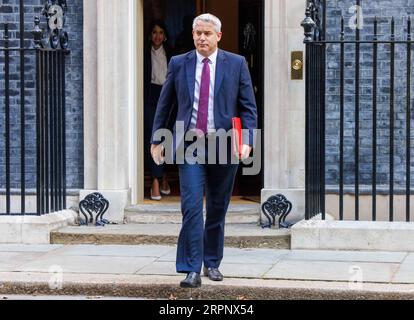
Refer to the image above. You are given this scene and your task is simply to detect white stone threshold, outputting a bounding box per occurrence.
[0,210,77,244]
[292,216,414,252]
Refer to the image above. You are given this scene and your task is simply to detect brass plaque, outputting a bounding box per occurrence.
[291,51,304,80]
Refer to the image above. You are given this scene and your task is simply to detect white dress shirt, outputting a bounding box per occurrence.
[190,49,218,133]
[151,45,168,85]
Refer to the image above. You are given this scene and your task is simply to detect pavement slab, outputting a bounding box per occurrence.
[58,245,175,258]
[0,252,46,272]
[136,261,177,275]
[284,250,408,263]
[15,255,157,275]
[0,244,412,299]
[264,260,400,283]
[0,245,63,253]
[219,263,274,278]
[221,248,289,264]
[391,253,414,284]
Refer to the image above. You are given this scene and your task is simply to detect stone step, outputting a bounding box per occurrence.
[51,223,290,249]
[124,203,261,224]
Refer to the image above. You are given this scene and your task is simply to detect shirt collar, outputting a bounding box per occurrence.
[152,45,164,54]
[196,48,218,64]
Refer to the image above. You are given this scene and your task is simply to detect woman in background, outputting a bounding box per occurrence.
[144,20,172,200]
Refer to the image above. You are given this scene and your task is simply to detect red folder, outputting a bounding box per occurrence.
[232,117,243,159]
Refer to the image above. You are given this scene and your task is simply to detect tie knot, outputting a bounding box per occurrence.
[203,58,210,64]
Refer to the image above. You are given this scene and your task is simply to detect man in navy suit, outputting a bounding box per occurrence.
[151,13,257,288]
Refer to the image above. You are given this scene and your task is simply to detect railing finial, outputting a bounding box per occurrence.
[32,16,43,48]
[301,3,316,43]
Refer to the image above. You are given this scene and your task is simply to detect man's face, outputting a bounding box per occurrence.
[193,21,222,57]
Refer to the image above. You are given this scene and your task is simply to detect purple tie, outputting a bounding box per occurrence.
[196,58,210,134]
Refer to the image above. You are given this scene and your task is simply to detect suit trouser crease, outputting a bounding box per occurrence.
[176,159,238,274]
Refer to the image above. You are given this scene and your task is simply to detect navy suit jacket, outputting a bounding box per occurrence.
[151,49,258,160]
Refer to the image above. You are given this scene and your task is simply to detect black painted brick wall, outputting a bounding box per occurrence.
[326,0,414,191]
[0,0,83,190]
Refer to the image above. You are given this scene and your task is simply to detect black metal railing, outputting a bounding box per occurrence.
[1,1,68,215]
[302,0,414,222]
[302,0,326,220]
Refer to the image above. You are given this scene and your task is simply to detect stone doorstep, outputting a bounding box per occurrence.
[0,210,77,244]
[125,203,261,212]
[292,219,414,252]
[125,203,261,224]
[50,224,291,249]
[0,273,414,300]
[125,212,260,225]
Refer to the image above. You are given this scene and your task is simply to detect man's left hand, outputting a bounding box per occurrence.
[240,144,252,160]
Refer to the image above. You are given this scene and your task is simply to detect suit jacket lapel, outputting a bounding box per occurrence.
[186,50,196,105]
[214,49,226,98]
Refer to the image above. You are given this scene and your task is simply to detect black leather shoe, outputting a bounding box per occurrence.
[180,272,202,288]
[203,267,224,281]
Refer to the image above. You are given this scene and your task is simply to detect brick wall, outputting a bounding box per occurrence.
[325,0,414,191]
[0,0,83,190]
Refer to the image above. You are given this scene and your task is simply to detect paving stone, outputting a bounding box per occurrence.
[0,244,408,286]
[0,244,63,253]
[156,248,290,264]
[58,245,175,258]
[157,248,177,262]
[136,261,176,276]
[285,250,408,263]
[222,248,289,264]
[0,252,45,272]
[391,254,414,284]
[15,255,156,275]
[264,260,399,283]
[219,263,274,278]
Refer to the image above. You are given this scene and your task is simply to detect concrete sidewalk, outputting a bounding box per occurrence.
[0,244,414,299]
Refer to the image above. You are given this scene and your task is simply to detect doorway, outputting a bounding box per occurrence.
[143,0,264,201]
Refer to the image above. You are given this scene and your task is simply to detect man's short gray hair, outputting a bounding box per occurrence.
[193,13,222,33]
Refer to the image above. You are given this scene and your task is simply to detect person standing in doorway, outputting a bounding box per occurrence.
[151,14,257,288]
[144,20,172,201]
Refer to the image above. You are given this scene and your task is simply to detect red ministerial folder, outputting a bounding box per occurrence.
[232,117,243,158]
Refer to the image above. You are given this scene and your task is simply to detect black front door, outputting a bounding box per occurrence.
[234,0,264,198]
[143,0,264,199]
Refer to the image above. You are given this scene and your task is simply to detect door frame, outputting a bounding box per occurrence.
[134,0,145,204]
[134,0,265,203]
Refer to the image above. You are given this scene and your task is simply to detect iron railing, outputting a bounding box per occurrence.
[303,0,414,222]
[302,0,326,220]
[1,1,68,215]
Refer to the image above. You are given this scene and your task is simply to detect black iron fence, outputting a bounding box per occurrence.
[303,0,414,222]
[303,0,326,220]
[1,1,68,215]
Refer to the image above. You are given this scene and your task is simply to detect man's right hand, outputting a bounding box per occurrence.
[151,144,165,165]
